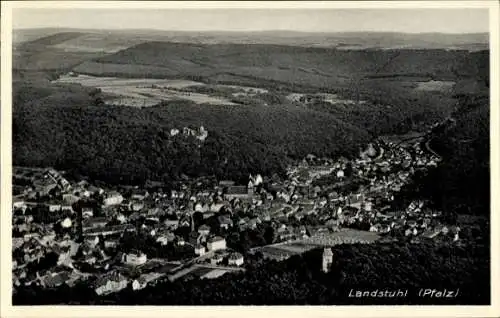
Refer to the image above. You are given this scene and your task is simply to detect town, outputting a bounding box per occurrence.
[11,127,460,296]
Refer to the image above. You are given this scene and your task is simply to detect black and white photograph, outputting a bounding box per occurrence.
[1,0,499,315]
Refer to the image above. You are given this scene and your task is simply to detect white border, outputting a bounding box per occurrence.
[4,1,496,9]
[1,1,499,318]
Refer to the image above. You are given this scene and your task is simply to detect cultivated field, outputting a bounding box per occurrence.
[52,74,237,107]
[301,229,381,246]
[254,229,380,261]
[286,92,366,105]
[415,80,456,92]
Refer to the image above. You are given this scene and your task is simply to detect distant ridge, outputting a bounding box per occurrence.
[14,27,489,35]
[14,28,488,52]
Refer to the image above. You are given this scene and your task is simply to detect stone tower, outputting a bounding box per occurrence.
[248,179,254,197]
[322,248,333,273]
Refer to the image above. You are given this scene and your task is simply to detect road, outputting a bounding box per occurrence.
[193,263,245,272]
[423,138,442,159]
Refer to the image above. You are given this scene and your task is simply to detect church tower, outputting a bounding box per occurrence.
[248,179,254,197]
[322,248,333,273]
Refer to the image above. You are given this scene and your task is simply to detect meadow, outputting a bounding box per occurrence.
[52,74,236,107]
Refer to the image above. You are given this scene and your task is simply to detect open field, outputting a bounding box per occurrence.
[54,74,204,89]
[52,74,237,107]
[254,229,380,261]
[302,229,381,246]
[415,80,456,92]
[286,92,366,105]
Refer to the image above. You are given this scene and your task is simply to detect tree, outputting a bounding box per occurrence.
[192,212,204,229]
[264,226,275,245]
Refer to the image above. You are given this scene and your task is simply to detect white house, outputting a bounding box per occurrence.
[210,203,225,213]
[13,199,27,211]
[194,244,206,256]
[198,224,211,236]
[441,226,449,235]
[48,204,61,212]
[369,223,380,232]
[170,128,180,136]
[363,201,373,212]
[94,272,128,296]
[116,213,127,224]
[63,194,80,205]
[322,248,333,273]
[131,202,144,212]
[218,216,233,230]
[228,252,244,266]
[336,170,345,179]
[132,277,148,291]
[131,190,149,201]
[195,202,207,213]
[254,174,263,186]
[61,205,74,213]
[82,208,94,218]
[132,273,164,291]
[176,237,185,246]
[103,192,124,206]
[165,219,179,230]
[156,235,169,246]
[207,236,226,251]
[122,251,147,266]
[61,217,72,228]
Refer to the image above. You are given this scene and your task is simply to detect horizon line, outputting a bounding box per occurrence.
[12,27,490,35]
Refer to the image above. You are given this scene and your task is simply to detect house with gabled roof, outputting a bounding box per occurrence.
[207,236,226,251]
[94,271,128,296]
[218,215,233,229]
[39,271,71,289]
[198,224,211,236]
[228,252,244,266]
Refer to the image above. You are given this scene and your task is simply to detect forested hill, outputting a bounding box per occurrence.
[397,91,489,219]
[12,37,489,186]
[428,95,489,216]
[87,42,486,86]
[13,92,370,185]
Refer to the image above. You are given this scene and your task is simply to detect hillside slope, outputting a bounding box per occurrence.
[86,42,484,86]
[13,86,370,184]
[397,92,489,219]
[13,29,489,50]
[12,39,489,185]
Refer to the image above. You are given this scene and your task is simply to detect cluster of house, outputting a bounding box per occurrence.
[12,131,453,296]
[13,168,71,200]
[264,138,448,242]
[169,126,208,142]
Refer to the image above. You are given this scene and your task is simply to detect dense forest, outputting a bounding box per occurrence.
[13,238,489,305]
[395,92,490,220]
[13,78,370,184]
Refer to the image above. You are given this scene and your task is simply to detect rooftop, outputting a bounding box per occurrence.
[208,236,225,243]
[226,186,248,195]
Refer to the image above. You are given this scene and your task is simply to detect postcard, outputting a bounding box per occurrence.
[1,1,499,317]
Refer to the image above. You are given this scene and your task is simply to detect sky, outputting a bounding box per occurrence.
[13,8,489,34]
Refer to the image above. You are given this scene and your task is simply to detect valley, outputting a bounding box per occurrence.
[9,14,491,307]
